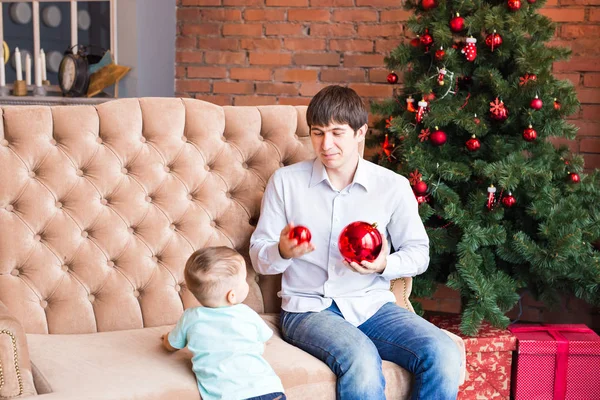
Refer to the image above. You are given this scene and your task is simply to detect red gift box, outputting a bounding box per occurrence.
[428,314,517,400]
[508,324,600,400]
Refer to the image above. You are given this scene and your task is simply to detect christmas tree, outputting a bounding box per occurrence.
[371,0,600,335]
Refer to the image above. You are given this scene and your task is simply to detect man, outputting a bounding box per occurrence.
[250,85,461,400]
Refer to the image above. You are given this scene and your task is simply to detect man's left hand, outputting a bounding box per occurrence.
[343,236,388,275]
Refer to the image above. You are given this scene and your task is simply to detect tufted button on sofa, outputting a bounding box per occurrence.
[0,98,464,400]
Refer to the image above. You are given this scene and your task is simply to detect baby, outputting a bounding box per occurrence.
[162,246,286,400]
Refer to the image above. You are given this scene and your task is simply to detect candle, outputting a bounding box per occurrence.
[25,53,31,85]
[0,56,5,87]
[35,55,41,87]
[15,47,22,81]
[40,49,47,81]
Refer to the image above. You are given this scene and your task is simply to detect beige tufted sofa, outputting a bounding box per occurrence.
[0,98,464,400]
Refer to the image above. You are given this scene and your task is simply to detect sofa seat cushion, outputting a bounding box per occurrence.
[26,315,412,400]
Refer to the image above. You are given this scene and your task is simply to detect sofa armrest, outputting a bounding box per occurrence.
[390,277,415,312]
[0,300,37,398]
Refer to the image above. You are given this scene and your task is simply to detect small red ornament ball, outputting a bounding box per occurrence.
[523,125,537,142]
[507,0,521,11]
[502,193,516,207]
[410,37,421,47]
[435,47,445,61]
[338,221,383,263]
[485,31,503,51]
[289,225,312,244]
[466,135,481,151]
[568,172,580,183]
[420,32,433,48]
[387,72,399,84]
[424,91,436,102]
[527,0,536,3]
[449,14,465,33]
[413,181,428,195]
[530,95,543,110]
[554,98,561,110]
[430,127,447,146]
[422,0,436,10]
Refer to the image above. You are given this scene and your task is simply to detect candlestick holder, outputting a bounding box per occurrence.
[0,86,9,96]
[42,80,50,86]
[12,80,27,96]
[33,85,47,97]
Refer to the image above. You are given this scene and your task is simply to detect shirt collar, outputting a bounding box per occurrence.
[309,157,370,192]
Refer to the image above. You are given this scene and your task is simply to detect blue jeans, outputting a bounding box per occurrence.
[280,301,460,400]
[244,392,286,400]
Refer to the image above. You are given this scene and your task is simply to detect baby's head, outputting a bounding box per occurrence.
[184,246,249,308]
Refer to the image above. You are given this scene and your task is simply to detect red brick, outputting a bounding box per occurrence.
[369,69,402,83]
[278,97,312,105]
[199,9,241,21]
[330,39,373,52]
[591,9,600,21]
[573,120,600,137]
[559,0,600,4]
[214,81,254,94]
[244,9,286,21]
[177,8,200,21]
[582,105,600,119]
[204,51,246,64]
[284,38,326,51]
[348,83,393,98]
[310,24,355,37]
[176,50,203,63]
[176,36,197,49]
[265,23,304,36]
[249,52,293,65]
[223,0,262,4]
[344,54,385,67]
[230,68,272,81]
[548,39,599,57]
[181,0,221,4]
[561,25,600,39]
[175,66,186,78]
[545,0,558,4]
[332,9,377,22]
[548,137,578,153]
[182,22,220,36]
[375,39,403,52]
[195,94,232,106]
[583,153,600,169]
[256,82,299,95]
[554,73,581,86]
[234,96,277,106]
[356,0,406,4]
[175,92,194,98]
[274,69,318,82]
[438,300,461,314]
[357,24,403,38]
[176,80,211,93]
[188,66,227,78]
[240,38,282,50]
[321,69,365,82]
[554,57,600,72]
[580,138,600,153]
[293,52,340,66]
[584,73,600,87]
[381,9,412,22]
[288,9,330,21]
[414,298,439,312]
[539,8,585,22]
[198,38,239,51]
[223,23,263,36]
[577,88,600,103]
[309,0,353,5]
[266,0,308,6]
[433,284,460,299]
[299,82,328,96]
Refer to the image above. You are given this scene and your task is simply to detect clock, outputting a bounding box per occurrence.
[58,45,106,97]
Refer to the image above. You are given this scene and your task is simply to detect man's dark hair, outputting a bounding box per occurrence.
[306,85,368,132]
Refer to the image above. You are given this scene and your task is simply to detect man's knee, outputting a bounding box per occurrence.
[418,333,462,380]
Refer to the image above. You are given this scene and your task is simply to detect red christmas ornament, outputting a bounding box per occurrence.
[502,192,516,207]
[527,0,536,2]
[490,98,508,121]
[554,98,561,110]
[486,185,497,210]
[410,36,421,47]
[413,181,428,195]
[416,99,428,123]
[473,113,481,125]
[382,134,395,161]
[430,126,447,146]
[338,221,383,263]
[530,95,543,110]
[462,37,477,62]
[507,0,521,11]
[421,0,437,10]
[406,96,416,112]
[523,125,537,142]
[416,195,429,205]
[424,91,436,102]
[387,72,399,84]
[485,30,503,52]
[568,172,580,183]
[438,68,447,86]
[519,73,537,86]
[289,226,312,244]
[449,13,465,33]
[466,135,481,151]
[435,46,445,61]
[420,30,433,51]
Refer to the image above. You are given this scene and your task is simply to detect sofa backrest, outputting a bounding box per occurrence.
[0,98,321,334]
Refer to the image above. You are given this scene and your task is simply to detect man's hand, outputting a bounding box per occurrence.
[343,236,388,275]
[279,223,316,259]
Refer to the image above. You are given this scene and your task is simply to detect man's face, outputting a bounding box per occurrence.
[310,122,366,172]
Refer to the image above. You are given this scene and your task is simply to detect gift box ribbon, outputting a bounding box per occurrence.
[510,325,593,400]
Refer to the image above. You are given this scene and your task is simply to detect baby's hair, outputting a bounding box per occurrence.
[184,246,243,303]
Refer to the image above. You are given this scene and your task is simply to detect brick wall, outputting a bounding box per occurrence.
[175,0,600,170]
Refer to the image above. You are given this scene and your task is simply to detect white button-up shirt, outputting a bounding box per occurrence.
[250,157,429,326]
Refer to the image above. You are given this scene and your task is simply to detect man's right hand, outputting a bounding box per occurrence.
[279,223,316,259]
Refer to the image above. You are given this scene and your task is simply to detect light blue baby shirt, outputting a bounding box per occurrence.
[168,304,285,400]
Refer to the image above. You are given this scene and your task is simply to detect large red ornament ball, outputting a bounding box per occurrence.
[430,127,447,146]
[530,95,543,110]
[466,135,481,151]
[523,125,537,142]
[485,31,503,51]
[420,32,433,49]
[568,172,580,183]
[449,14,465,33]
[413,181,428,195]
[507,0,521,11]
[289,225,312,244]
[502,193,516,207]
[387,72,399,84]
[338,222,383,263]
[422,0,437,10]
